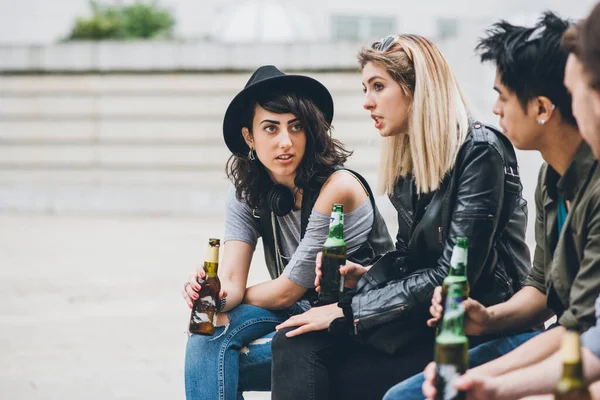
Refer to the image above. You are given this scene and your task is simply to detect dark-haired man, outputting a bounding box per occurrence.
[383,11,600,400]
[417,5,600,399]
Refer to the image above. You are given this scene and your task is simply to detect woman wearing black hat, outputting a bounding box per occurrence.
[181,65,393,400]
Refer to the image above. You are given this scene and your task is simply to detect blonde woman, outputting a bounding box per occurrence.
[270,34,531,400]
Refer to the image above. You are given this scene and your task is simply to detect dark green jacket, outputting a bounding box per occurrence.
[525,142,600,331]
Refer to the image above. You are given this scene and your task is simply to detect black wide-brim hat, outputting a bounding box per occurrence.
[223,65,334,156]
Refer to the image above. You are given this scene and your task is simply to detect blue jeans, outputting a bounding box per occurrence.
[184,303,306,400]
[382,331,541,400]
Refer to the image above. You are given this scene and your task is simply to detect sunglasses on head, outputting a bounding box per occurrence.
[372,35,399,52]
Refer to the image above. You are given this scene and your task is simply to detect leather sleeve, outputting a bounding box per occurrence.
[350,141,507,325]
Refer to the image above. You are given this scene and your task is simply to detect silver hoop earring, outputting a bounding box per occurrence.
[248,148,256,161]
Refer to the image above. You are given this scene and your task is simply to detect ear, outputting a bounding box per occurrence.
[535,96,556,124]
[241,127,253,149]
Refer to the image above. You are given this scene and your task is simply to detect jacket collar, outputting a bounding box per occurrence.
[545,141,596,204]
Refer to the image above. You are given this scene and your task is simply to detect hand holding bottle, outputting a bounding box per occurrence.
[314,252,368,292]
[427,286,491,336]
[182,267,227,309]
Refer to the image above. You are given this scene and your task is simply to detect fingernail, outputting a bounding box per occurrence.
[193,294,199,299]
[195,285,201,290]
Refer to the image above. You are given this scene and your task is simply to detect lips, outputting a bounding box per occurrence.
[372,114,383,129]
[276,154,293,160]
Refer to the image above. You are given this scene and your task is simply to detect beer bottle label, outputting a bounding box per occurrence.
[446,295,465,309]
[191,295,216,324]
[450,247,466,270]
[192,311,211,324]
[437,364,460,400]
[330,213,343,227]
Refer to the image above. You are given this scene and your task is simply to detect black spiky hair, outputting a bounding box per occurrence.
[476,11,576,126]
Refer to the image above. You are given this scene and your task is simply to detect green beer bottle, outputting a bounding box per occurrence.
[555,330,592,400]
[435,283,468,400]
[438,237,470,335]
[318,204,347,305]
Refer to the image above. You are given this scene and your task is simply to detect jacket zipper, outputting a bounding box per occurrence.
[453,213,494,220]
[493,268,511,293]
[271,212,284,277]
[438,213,494,244]
[353,304,407,334]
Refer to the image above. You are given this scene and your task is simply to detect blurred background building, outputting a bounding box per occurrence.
[1,0,596,219]
[0,1,597,399]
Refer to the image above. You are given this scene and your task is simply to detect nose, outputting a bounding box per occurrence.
[278,129,292,149]
[363,93,375,110]
[492,99,502,117]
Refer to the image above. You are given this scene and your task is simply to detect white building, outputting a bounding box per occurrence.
[0,0,596,44]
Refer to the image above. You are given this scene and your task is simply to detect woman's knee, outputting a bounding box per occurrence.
[271,327,297,357]
[272,327,334,360]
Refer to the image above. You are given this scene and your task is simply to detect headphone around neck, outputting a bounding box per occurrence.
[267,184,295,216]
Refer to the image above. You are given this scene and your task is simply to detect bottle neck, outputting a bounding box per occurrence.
[449,245,468,277]
[204,243,220,277]
[561,363,585,381]
[561,332,585,380]
[328,211,344,240]
[204,261,218,277]
[448,262,467,277]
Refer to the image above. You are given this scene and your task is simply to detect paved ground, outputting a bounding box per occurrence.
[0,213,273,400]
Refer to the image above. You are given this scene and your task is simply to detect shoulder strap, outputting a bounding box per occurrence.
[300,167,376,239]
[472,121,522,238]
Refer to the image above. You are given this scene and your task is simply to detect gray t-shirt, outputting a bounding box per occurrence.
[223,186,374,288]
[581,295,600,359]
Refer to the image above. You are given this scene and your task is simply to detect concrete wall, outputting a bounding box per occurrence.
[0,71,388,216]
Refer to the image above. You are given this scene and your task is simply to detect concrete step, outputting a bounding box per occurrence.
[0,119,381,144]
[0,93,368,120]
[0,73,362,93]
[0,167,383,216]
[0,72,387,215]
[0,142,382,169]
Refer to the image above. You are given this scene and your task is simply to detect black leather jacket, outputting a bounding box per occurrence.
[339,122,531,354]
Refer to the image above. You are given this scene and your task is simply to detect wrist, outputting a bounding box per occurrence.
[486,377,507,400]
[480,307,496,335]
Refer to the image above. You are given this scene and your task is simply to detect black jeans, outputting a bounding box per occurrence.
[271,327,435,400]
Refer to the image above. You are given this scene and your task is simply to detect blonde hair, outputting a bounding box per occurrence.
[358,34,473,195]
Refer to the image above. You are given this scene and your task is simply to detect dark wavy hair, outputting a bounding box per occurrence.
[225,91,352,209]
[476,11,576,126]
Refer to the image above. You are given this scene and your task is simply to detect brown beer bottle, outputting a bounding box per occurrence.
[555,329,591,400]
[188,238,221,335]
